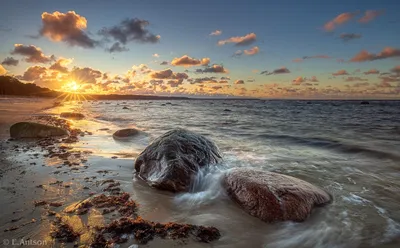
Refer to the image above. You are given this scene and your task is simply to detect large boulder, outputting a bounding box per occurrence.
[113,128,139,139]
[60,112,85,119]
[134,129,222,192]
[10,122,68,138]
[223,168,332,222]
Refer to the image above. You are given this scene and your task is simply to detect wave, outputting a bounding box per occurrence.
[93,115,133,123]
[257,134,400,161]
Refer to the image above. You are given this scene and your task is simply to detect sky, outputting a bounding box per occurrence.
[0,0,399,99]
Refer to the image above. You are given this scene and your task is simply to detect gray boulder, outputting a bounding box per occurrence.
[134,129,222,192]
[223,168,332,222]
[10,122,68,138]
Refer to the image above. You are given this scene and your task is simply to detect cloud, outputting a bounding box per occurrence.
[149,69,189,81]
[235,46,260,57]
[261,67,290,75]
[189,77,218,84]
[332,69,349,76]
[292,55,330,62]
[106,42,129,53]
[324,12,358,31]
[352,82,370,88]
[40,11,96,48]
[0,65,6,75]
[99,18,160,44]
[153,53,160,58]
[1,57,19,66]
[218,33,256,46]
[171,55,210,67]
[210,30,222,36]
[358,10,384,23]
[350,47,400,62]
[19,66,47,81]
[235,80,244,84]
[195,64,228,73]
[292,76,306,85]
[309,76,319,82]
[363,69,380,75]
[344,76,368,82]
[292,76,320,85]
[160,61,168,65]
[49,58,73,73]
[340,33,362,42]
[11,44,55,63]
[390,65,400,74]
[70,67,103,84]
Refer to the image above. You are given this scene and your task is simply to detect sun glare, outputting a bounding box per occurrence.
[63,81,80,92]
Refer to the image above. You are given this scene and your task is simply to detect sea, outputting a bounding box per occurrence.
[42,99,400,248]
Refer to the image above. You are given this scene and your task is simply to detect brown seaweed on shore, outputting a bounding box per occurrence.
[50,216,80,242]
[92,217,221,246]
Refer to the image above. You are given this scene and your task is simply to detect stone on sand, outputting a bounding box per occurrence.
[134,128,222,192]
[112,128,139,139]
[10,122,68,138]
[223,168,332,222]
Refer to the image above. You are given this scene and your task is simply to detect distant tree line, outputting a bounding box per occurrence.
[0,76,60,97]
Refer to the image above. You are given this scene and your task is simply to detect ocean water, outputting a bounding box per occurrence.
[45,99,400,248]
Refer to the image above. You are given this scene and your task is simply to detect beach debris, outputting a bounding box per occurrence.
[135,128,222,192]
[223,168,332,222]
[10,122,68,138]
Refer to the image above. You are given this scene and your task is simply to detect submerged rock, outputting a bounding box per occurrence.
[360,101,370,105]
[10,122,68,138]
[134,129,222,192]
[223,168,332,222]
[113,128,139,139]
[60,112,85,119]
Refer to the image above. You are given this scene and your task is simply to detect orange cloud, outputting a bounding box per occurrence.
[324,12,357,31]
[358,10,384,23]
[171,55,210,67]
[149,69,189,81]
[363,69,380,75]
[350,47,400,62]
[332,70,349,76]
[218,33,256,46]
[11,44,55,64]
[292,76,305,85]
[40,11,96,48]
[210,30,222,36]
[244,46,260,56]
[235,80,244,84]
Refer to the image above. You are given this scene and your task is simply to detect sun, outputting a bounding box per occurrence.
[63,81,80,92]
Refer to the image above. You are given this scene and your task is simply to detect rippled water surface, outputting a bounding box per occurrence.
[46,99,400,248]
